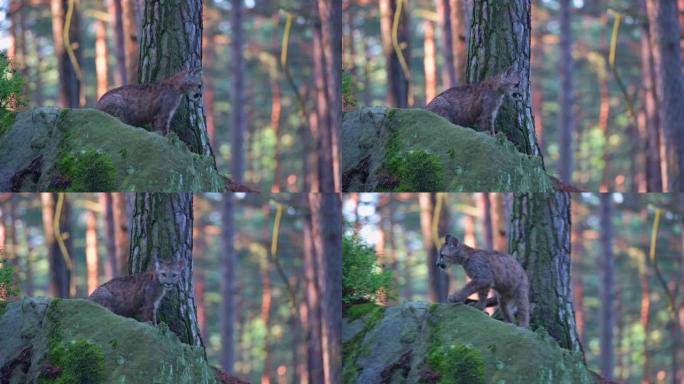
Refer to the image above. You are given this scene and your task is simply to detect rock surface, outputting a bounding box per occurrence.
[0,297,218,383]
[0,108,225,192]
[343,302,596,384]
[342,107,554,192]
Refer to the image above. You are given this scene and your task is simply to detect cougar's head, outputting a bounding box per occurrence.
[154,258,185,288]
[179,68,203,100]
[436,234,463,270]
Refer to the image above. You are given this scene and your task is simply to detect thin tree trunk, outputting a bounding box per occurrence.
[101,193,117,281]
[449,0,467,84]
[221,194,236,372]
[509,192,583,354]
[260,252,272,384]
[202,1,217,152]
[423,20,437,103]
[231,0,246,183]
[639,208,651,384]
[271,15,283,193]
[112,193,129,277]
[646,0,684,191]
[379,0,410,108]
[42,193,71,298]
[95,19,109,98]
[491,193,507,251]
[599,193,614,378]
[85,210,99,295]
[531,6,545,151]
[467,0,542,158]
[193,221,207,342]
[32,36,44,106]
[297,300,310,384]
[23,219,34,296]
[302,197,324,383]
[420,193,447,303]
[437,0,456,89]
[570,215,586,348]
[129,193,204,350]
[558,0,574,184]
[110,0,126,86]
[51,0,81,107]
[139,0,214,158]
[122,0,138,85]
[479,193,493,251]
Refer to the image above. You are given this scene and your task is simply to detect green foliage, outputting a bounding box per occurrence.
[0,54,25,136]
[46,340,106,384]
[386,150,445,192]
[425,343,485,384]
[342,235,393,305]
[342,71,357,111]
[57,150,117,192]
[0,259,19,300]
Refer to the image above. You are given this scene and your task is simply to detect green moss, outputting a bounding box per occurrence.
[56,150,117,192]
[386,150,445,191]
[46,340,106,384]
[0,109,15,136]
[345,303,381,321]
[0,301,6,317]
[424,343,485,384]
[343,304,388,383]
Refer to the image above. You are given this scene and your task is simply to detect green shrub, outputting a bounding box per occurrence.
[426,343,485,384]
[386,150,445,192]
[47,340,106,384]
[342,235,393,305]
[0,53,26,135]
[57,150,117,192]
[342,70,357,111]
[0,259,19,300]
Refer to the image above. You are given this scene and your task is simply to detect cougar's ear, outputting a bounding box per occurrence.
[444,234,452,243]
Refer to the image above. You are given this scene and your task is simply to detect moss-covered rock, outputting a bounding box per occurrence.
[343,302,597,384]
[342,107,555,192]
[0,297,217,383]
[0,108,225,191]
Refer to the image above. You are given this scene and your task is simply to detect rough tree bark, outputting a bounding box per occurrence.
[558,0,574,184]
[598,193,614,378]
[220,194,236,372]
[508,192,583,355]
[138,0,214,159]
[467,0,542,159]
[379,0,410,108]
[128,193,204,350]
[646,0,684,191]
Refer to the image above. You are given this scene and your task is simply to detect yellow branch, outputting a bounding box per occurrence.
[54,193,74,271]
[648,207,676,317]
[271,202,284,257]
[280,13,294,67]
[607,10,638,127]
[392,0,411,81]
[431,193,443,250]
[63,0,83,82]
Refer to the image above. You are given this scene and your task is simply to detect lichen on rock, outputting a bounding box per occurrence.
[343,302,596,383]
[342,107,555,192]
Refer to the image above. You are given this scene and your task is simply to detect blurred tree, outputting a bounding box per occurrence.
[221,193,236,372]
[420,193,448,303]
[558,0,574,184]
[109,0,126,86]
[42,193,72,298]
[380,0,410,107]
[231,0,246,184]
[51,0,82,107]
[598,193,614,378]
[100,193,117,281]
[85,209,99,294]
[437,0,456,89]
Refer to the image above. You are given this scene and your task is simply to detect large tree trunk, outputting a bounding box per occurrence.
[558,0,574,184]
[308,193,342,384]
[230,0,246,183]
[467,0,542,159]
[437,0,456,89]
[138,0,214,159]
[599,193,614,378]
[379,0,410,108]
[646,0,684,191]
[508,192,583,355]
[220,194,236,372]
[128,193,204,350]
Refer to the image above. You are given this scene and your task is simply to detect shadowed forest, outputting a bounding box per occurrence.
[0,192,342,383]
[343,193,683,383]
[342,0,684,192]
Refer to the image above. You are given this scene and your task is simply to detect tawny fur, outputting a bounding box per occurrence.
[425,67,522,135]
[94,69,202,135]
[88,259,185,325]
[437,234,530,327]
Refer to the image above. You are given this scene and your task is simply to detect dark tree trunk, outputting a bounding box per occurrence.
[220,194,236,372]
[379,0,410,108]
[508,192,583,355]
[302,195,324,383]
[467,0,542,159]
[112,193,129,277]
[599,193,614,378]
[449,0,467,84]
[308,193,342,384]
[420,193,448,303]
[110,0,127,86]
[128,193,204,351]
[51,0,81,107]
[646,0,684,191]
[42,193,72,298]
[479,193,493,251]
[558,0,574,184]
[122,0,139,85]
[230,0,246,183]
[138,0,214,159]
[101,193,117,281]
[437,0,456,89]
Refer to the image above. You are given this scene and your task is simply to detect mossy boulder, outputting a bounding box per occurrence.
[0,107,225,192]
[0,297,217,383]
[342,107,555,192]
[343,302,597,384]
